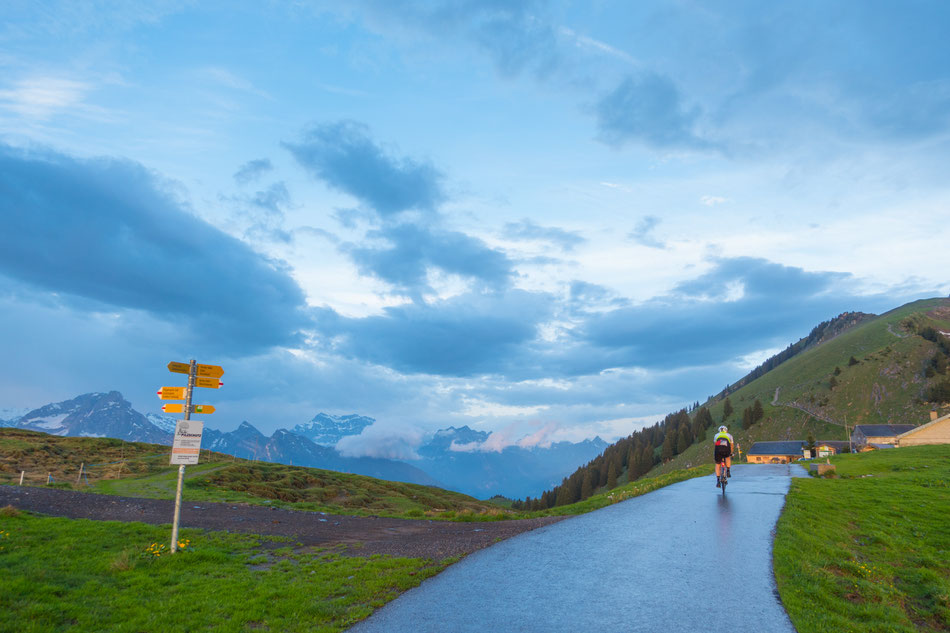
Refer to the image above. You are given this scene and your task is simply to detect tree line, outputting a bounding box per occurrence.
[511,396,763,512]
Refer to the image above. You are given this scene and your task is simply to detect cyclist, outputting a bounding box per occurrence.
[713,425,736,487]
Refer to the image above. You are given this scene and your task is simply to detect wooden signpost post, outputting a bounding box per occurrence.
[161,359,224,553]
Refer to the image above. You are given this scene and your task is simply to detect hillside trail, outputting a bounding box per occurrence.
[783,401,845,427]
[349,463,807,633]
[886,322,908,338]
[771,385,845,427]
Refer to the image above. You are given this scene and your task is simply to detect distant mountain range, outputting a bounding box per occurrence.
[1,392,606,498]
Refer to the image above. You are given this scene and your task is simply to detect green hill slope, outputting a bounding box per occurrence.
[0,428,506,520]
[654,297,950,475]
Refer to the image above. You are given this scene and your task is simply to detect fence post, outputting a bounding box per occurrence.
[19,471,24,485]
[77,463,84,485]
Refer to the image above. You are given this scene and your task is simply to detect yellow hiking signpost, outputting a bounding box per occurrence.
[161,403,216,414]
[162,359,224,553]
[156,386,187,400]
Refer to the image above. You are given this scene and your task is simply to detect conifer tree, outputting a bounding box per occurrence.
[607,460,618,489]
[752,398,764,422]
[723,397,734,421]
[661,434,673,462]
[581,470,593,499]
[639,444,653,476]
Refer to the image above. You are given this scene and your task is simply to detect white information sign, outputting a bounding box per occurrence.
[170,420,204,465]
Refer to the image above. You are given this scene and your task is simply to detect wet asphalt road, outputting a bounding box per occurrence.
[349,463,807,633]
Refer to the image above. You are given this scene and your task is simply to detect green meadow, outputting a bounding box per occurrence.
[774,445,950,633]
[0,506,451,633]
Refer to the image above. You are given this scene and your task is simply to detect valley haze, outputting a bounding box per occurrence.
[1,3,948,452]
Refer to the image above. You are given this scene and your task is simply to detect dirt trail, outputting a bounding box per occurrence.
[0,486,564,560]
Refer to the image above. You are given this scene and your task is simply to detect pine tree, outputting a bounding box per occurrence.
[677,427,690,454]
[741,407,752,430]
[723,397,734,421]
[640,444,653,476]
[661,435,673,462]
[607,461,619,489]
[581,470,593,499]
[752,399,764,423]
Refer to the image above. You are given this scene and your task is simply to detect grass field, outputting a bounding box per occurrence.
[774,445,950,633]
[0,506,450,633]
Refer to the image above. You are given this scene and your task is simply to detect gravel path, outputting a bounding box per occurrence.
[0,486,564,560]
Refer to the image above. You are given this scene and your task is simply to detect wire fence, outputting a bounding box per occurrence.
[1,448,232,488]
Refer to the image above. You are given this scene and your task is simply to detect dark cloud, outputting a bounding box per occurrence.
[503,218,585,251]
[233,158,273,184]
[348,223,513,297]
[0,144,309,353]
[314,289,553,377]
[596,72,710,150]
[577,257,859,370]
[284,120,445,216]
[286,120,512,298]
[628,215,665,249]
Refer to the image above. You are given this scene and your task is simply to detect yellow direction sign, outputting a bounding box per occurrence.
[196,364,225,378]
[195,377,224,389]
[157,386,187,400]
[167,361,190,374]
[162,404,215,414]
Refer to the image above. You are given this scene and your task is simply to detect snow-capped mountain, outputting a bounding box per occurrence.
[15,392,171,444]
[201,422,441,486]
[0,407,29,426]
[291,413,375,446]
[145,412,178,434]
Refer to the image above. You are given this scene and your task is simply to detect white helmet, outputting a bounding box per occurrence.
[718,425,728,433]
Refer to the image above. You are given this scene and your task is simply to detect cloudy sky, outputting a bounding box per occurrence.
[1,1,948,456]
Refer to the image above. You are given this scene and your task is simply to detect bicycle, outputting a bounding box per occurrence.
[717,465,728,495]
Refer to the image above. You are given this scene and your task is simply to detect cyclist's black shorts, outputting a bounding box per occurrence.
[714,444,732,464]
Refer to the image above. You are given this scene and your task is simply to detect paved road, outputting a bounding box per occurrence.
[350,463,807,633]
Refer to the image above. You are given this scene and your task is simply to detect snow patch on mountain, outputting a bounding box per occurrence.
[145,413,178,434]
[292,413,375,446]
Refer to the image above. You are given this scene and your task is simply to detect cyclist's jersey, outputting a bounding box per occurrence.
[713,431,734,449]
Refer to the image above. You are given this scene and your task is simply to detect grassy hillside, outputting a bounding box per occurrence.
[0,428,506,520]
[652,298,950,476]
[774,444,950,632]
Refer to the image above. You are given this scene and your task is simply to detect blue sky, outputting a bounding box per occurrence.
[1,1,948,456]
